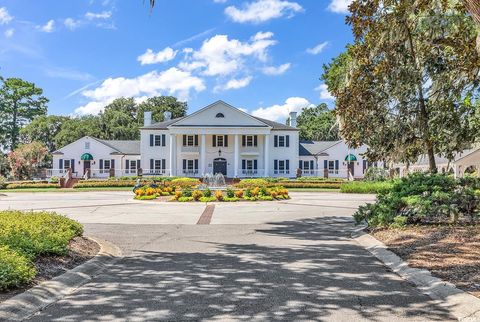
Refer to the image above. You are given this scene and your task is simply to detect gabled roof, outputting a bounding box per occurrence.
[409,148,480,166]
[299,140,342,156]
[140,100,298,131]
[96,139,140,155]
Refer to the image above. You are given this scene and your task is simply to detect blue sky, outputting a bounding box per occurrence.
[0,0,352,123]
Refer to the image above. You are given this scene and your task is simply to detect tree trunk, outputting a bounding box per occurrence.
[465,0,480,54]
[11,101,17,151]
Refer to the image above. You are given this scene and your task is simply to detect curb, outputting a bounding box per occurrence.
[352,226,480,321]
[0,237,122,321]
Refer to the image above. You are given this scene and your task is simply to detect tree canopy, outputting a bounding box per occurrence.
[296,104,339,141]
[323,0,480,171]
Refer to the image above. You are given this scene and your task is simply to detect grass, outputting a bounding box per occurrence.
[1,187,133,193]
[288,188,341,192]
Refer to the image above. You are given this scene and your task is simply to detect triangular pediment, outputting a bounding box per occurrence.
[170,101,270,128]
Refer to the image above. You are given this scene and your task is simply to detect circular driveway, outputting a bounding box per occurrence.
[0,191,455,321]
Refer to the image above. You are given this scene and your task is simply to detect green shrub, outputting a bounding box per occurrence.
[169,178,201,188]
[134,195,158,200]
[178,196,194,202]
[199,196,216,202]
[226,188,235,198]
[182,188,193,197]
[259,195,274,201]
[236,179,269,188]
[243,196,257,201]
[74,180,136,188]
[0,176,6,189]
[364,167,389,181]
[259,186,269,196]
[340,181,393,194]
[353,173,480,227]
[244,188,252,198]
[203,188,212,197]
[0,211,83,258]
[223,197,239,202]
[0,245,36,290]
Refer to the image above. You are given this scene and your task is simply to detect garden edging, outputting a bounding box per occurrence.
[352,226,480,321]
[0,237,122,321]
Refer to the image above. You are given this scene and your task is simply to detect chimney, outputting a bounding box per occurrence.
[164,111,172,121]
[289,111,297,128]
[144,111,152,126]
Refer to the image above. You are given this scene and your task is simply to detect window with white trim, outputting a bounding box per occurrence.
[241,159,258,175]
[274,159,290,175]
[130,160,137,170]
[182,159,199,174]
[217,135,224,147]
[154,135,162,146]
[85,142,90,149]
[63,159,71,169]
[103,160,111,170]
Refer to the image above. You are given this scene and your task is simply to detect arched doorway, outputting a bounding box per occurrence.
[345,154,357,177]
[213,158,227,176]
[81,153,93,176]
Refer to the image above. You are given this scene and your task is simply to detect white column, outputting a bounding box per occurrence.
[264,134,270,177]
[234,134,239,178]
[169,134,175,177]
[200,134,206,176]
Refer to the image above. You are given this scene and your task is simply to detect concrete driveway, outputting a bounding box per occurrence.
[0,192,454,321]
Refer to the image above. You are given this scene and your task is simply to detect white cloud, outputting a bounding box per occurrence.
[315,84,334,100]
[225,0,303,23]
[74,67,205,115]
[39,20,55,33]
[85,11,112,20]
[306,41,329,55]
[179,31,277,76]
[251,97,313,122]
[64,18,81,30]
[0,7,13,25]
[262,63,290,75]
[4,28,14,38]
[214,76,252,92]
[327,0,352,14]
[137,47,178,65]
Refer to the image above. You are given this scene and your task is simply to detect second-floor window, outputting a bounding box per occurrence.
[242,135,257,147]
[274,135,290,147]
[183,135,198,147]
[213,135,228,147]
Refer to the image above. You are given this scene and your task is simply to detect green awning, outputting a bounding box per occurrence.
[345,154,357,162]
[81,153,93,161]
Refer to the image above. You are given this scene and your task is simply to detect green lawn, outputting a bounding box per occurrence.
[288,188,341,192]
[0,187,133,193]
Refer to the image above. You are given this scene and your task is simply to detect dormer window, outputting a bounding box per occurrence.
[215,113,225,118]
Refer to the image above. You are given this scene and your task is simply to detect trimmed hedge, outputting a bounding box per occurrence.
[280,182,342,189]
[6,183,60,189]
[0,210,83,290]
[235,178,342,189]
[74,180,136,188]
[340,181,393,194]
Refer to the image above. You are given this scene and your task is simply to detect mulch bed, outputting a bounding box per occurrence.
[0,236,100,303]
[371,226,480,297]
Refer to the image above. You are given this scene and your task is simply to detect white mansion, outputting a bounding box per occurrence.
[50,101,378,180]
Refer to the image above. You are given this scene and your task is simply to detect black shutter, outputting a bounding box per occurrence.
[150,159,154,170]
[194,135,199,146]
[324,160,328,169]
[224,135,228,147]
[71,159,75,172]
[136,160,140,170]
[182,159,187,170]
[299,161,302,169]
[126,160,129,170]
[274,135,278,147]
[111,159,115,169]
[286,160,290,170]
[254,160,258,170]
[194,159,199,171]
[310,160,314,170]
[242,135,246,147]
[59,159,63,169]
[100,159,104,170]
[274,160,278,171]
[286,135,290,147]
[150,134,154,147]
[335,160,339,170]
[242,160,246,170]
[183,135,187,146]
[213,135,217,147]
[162,134,166,147]
[254,135,258,147]
[162,159,166,170]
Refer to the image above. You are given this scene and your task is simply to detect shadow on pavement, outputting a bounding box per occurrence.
[28,216,454,321]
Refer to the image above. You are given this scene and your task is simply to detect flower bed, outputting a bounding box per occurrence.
[133,184,289,202]
[0,210,83,290]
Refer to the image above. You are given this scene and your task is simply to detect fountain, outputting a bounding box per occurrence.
[199,173,227,190]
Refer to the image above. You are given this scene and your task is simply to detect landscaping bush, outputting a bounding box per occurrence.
[192,190,203,201]
[168,178,201,188]
[215,190,224,201]
[364,167,389,181]
[226,188,235,198]
[353,173,480,227]
[49,176,59,183]
[182,188,193,197]
[0,245,36,291]
[6,183,60,189]
[235,179,269,188]
[199,196,216,202]
[0,210,83,258]
[223,197,239,202]
[340,181,393,194]
[203,188,212,197]
[234,190,244,198]
[134,195,157,200]
[295,177,345,182]
[259,196,274,201]
[178,196,194,202]
[0,176,7,189]
[74,180,136,188]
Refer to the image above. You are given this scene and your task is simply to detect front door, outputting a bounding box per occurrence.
[83,161,91,176]
[348,161,355,177]
[213,158,227,176]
